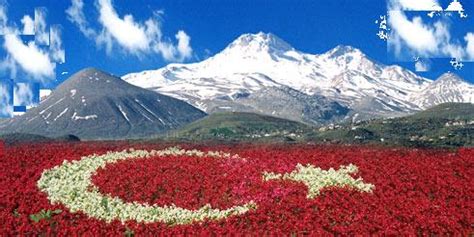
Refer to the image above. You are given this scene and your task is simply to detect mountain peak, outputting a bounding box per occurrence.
[436,72,465,83]
[326,45,363,58]
[225,32,294,53]
[74,67,113,78]
[2,67,207,140]
[58,67,128,94]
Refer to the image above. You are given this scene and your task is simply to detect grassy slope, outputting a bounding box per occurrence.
[3,103,471,148]
[409,103,474,120]
[164,103,473,147]
[0,133,80,145]
[166,112,310,141]
[310,103,474,147]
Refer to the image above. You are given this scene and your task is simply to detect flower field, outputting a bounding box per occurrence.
[0,142,473,235]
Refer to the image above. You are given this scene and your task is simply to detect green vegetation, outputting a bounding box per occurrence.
[165,103,473,148]
[124,227,135,237]
[3,103,470,148]
[165,112,309,142]
[410,103,474,120]
[29,209,62,223]
[0,133,80,145]
[309,103,474,148]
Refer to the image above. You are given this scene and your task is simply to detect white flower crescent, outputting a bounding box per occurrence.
[37,147,256,225]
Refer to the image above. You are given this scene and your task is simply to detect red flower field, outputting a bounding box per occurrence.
[0,142,472,235]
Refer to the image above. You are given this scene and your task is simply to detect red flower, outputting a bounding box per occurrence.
[0,142,472,235]
[0,140,4,158]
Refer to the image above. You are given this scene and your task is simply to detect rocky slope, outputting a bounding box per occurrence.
[123,32,473,124]
[0,68,207,140]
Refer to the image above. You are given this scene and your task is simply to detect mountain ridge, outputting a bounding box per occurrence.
[0,68,207,140]
[411,72,474,109]
[122,32,473,124]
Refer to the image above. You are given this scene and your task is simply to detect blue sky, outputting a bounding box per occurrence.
[0,0,473,117]
[0,0,390,81]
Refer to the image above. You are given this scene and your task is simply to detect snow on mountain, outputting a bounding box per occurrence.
[123,32,473,124]
[323,70,421,112]
[156,73,280,107]
[0,68,206,140]
[412,73,474,109]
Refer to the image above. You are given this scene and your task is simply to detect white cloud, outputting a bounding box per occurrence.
[388,11,439,56]
[3,34,56,79]
[35,7,49,45]
[203,48,212,59]
[0,4,20,35]
[386,0,474,66]
[0,5,63,81]
[389,0,443,11]
[67,0,193,62]
[466,33,474,60]
[175,30,193,61]
[388,10,473,61]
[0,56,15,77]
[0,83,12,117]
[50,25,65,63]
[97,0,149,52]
[21,15,34,35]
[39,88,51,101]
[445,0,468,18]
[66,0,97,38]
[415,59,431,72]
[446,0,464,11]
[390,0,468,18]
[0,5,7,34]
[441,43,465,59]
[13,83,34,106]
[152,30,193,61]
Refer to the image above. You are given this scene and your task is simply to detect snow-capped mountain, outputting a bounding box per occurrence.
[123,32,473,124]
[0,68,206,140]
[412,73,474,109]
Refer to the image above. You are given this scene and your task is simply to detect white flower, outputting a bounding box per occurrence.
[37,147,255,225]
[263,163,374,199]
